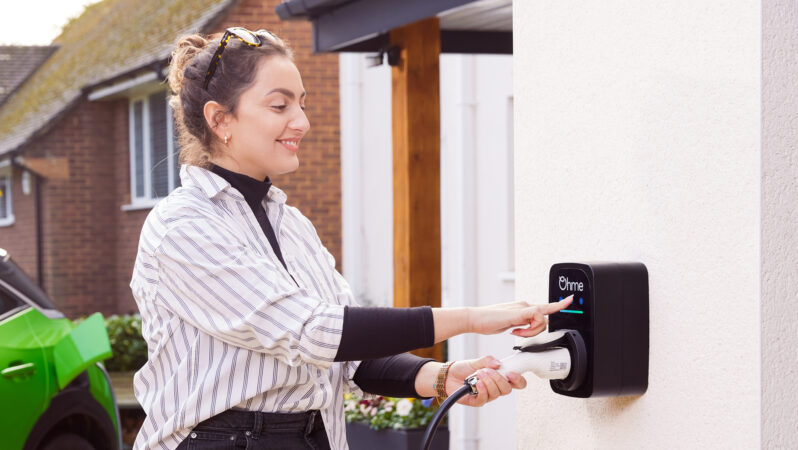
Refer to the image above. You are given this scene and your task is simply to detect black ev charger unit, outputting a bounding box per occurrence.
[548,262,649,397]
[421,262,649,450]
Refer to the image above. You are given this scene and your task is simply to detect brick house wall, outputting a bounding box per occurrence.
[113,99,149,315]
[0,100,120,317]
[0,0,343,318]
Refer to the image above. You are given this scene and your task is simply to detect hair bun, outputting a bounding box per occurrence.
[168,34,210,94]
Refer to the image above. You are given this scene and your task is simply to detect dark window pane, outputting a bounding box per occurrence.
[133,101,145,198]
[149,92,168,198]
[0,284,25,316]
[0,258,55,311]
[172,112,181,188]
[0,176,8,219]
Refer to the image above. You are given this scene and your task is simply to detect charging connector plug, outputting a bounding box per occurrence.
[516,329,588,392]
[464,347,571,395]
[465,329,587,393]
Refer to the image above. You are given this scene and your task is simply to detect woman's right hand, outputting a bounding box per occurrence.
[446,356,526,407]
[467,295,573,338]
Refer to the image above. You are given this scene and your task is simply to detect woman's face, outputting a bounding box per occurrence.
[218,55,309,180]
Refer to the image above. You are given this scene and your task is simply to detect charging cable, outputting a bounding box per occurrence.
[420,330,586,450]
[420,383,472,450]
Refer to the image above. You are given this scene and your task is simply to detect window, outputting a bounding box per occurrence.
[128,90,180,206]
[0,284,25,318]
[0,166,14,226]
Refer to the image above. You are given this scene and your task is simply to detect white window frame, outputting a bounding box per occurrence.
[123,90,178,210]
[0,161,14,227]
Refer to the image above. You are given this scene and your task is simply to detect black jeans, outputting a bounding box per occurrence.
[175,409,331,450]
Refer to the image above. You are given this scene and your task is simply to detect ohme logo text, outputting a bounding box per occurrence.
[558,276,584,292]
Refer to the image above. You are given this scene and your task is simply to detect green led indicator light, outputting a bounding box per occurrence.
[560,309,584,314]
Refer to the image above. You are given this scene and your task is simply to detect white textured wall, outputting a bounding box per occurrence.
[513,1,762,448]
[762,1,798,448]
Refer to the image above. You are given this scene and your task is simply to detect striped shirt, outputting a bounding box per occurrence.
[130,164,362,450]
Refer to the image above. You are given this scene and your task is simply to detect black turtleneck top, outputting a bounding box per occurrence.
[208,163,435,398]
[209,164,295,284]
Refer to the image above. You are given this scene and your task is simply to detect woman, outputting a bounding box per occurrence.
[130,27,571,450]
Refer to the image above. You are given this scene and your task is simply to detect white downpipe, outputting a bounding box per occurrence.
[339,54,364,296]
[442,54,479,450]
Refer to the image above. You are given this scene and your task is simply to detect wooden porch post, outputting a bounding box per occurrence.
[390,18,443,361]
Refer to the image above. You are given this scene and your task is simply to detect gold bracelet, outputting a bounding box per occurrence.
[434,361,454,399]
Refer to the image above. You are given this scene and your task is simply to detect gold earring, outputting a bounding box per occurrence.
[224,134,229,145]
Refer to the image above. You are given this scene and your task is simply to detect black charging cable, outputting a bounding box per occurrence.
[420,379,478,450]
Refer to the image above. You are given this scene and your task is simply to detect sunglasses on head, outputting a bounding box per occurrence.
[203,27,277,90]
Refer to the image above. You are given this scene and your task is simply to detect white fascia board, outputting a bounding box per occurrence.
[88,71,158,101]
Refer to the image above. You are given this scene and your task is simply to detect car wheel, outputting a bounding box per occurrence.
[40,433,95,450]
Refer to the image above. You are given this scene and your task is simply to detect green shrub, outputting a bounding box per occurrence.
[104,314,148,372]
[75,314,148,372]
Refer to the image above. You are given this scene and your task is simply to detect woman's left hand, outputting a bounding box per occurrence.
[445,356,526,407]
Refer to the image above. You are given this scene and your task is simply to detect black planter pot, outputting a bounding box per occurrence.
[346,422,449,450]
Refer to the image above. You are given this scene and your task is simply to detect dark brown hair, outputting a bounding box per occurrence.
[167,31,294,168]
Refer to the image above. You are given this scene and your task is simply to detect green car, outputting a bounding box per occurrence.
[0,249,121,450]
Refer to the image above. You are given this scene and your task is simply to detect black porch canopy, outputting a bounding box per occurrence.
[276,0,512,54]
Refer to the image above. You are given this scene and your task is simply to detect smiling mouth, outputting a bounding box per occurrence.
[277,139,299,151]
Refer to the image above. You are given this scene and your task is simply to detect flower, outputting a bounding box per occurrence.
[395,399,413,416]
[343,394,442,430]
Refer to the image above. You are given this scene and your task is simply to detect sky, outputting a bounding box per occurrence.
[0,0,100,45]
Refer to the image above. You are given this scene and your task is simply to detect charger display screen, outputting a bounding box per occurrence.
[549,267,592,330]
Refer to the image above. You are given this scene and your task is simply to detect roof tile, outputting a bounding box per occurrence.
[0,46,58,106]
